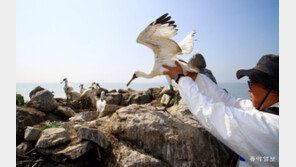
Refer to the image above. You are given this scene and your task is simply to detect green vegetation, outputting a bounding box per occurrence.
[169,93,181,106]
[78,120,85,125]
[40,121,70,131]
[16,94,25,107]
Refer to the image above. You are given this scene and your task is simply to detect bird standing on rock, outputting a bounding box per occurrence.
[61,78,80,101]
[96,91,106,115]
[79,84,86,94]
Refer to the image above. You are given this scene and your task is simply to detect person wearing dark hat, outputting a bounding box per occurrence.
[163,54,279,167]
[187,53,217,84]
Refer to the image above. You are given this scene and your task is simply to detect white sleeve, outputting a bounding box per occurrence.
[178,77,279,166]
[196,73,253,110]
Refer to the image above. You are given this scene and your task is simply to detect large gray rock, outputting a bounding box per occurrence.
[16,106,47,139]
[58,141,94,160]
[37,141,94,161]
[29,86,45,99]
[167,100,233,161]
[109,89,117,93]
[77,127,109,149]
[104,139,168,167]
[132,92,151,104]
[52,106,75,118]
[24,126,42,141]
[105,92,122,105]
[16,142,31,156]
[99,104,121,118]
[160,94,171,106]
[146,87,162,100]
[120,93,132,106]
[27,90,58,112]
[108,104,229,167]
[69,111,99,122]
[36,128,71,148]
[122,91,152,105]
[118,89,128,93]
[81,111,99,121]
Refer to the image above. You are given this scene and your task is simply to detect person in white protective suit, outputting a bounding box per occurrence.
[163,54,279,167]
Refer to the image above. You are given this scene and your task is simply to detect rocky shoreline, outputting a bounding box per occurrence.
[16,85,233,167]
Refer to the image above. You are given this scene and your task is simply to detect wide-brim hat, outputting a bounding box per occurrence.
[188,53,207,69]
[236,54,279,92]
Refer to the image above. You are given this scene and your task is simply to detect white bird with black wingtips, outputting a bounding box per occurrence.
[126,13,199,94]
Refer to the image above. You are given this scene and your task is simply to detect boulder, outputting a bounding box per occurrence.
[109,89,117,93]
[74,124,82,131]
[57,141,94,160]
[27,90,58,112]
[99,104,121,118]
[69,114,83,122]
[167,99,233,161]
[146,87,162,100]
[104,139,168,167]
[16,106,47,140]
[132,93,151,104]
[16,142,31,156]
[53,106,75,118]
[69,111,98,122]
[108,104,229,167]
[36,128,71,148]
[120,93,132,106]
[81,111,99,121]
[105,92,122,105]
[24,126,42,141]
[75,98,93,109]
[29,86,45,99]
[37,141,94,161]
[160,94,171,106]
[118,89,128,93]
[122,91,152,105]
[87,120,97,128]
[77,127,109,149]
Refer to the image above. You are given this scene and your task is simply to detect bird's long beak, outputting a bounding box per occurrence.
[60,81,64,84]
[126,74,137,87]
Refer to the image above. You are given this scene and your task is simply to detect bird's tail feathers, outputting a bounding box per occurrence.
[178,30,197,55]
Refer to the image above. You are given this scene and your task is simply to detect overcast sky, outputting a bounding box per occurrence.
[16,0,278,83]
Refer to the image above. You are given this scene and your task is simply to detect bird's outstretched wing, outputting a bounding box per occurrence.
[178,30,196,55]
[136,13,182,58]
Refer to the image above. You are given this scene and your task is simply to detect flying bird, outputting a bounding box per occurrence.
[126,13,199,92]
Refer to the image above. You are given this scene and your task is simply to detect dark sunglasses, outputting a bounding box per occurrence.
[248,80,255,89]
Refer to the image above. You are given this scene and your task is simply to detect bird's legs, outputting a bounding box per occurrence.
[164,75,175,111]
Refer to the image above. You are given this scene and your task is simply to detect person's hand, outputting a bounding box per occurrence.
[186,72,198,81]
[163,61,183,79]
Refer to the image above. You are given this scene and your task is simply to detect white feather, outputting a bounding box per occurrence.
[178,30,196,55]
[127,14,198,87]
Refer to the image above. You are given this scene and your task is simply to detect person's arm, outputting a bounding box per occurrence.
[178,77,279,166]
[196,73,253,110]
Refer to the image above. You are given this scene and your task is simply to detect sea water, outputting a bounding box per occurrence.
[16,82,249,101]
